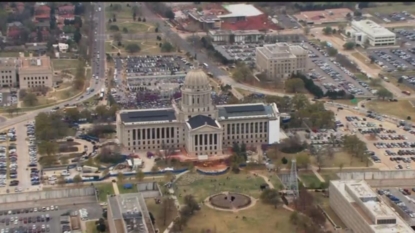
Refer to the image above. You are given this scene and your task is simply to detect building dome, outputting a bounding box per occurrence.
[183,69,210,90]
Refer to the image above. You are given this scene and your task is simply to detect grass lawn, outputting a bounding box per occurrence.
[175,173,265,203]
[94,183,114,202]
[312,151,370,168]
[145,199,178,233]
[387,75,415,93]
[363,3,415,15]
[183,203,295,233]
[299,173,322,187]
[0,52,22,57]
[351,52,379,70]
[113,40,166,56]
[318,170,340,182]
[52,59,78,71]
[21,95,57,108]
[105,2,135,19]
[108,22,152,34]
[117,182,138,194]
[331,98,363,106]
[366,100,415,121]
[86,221,99,233]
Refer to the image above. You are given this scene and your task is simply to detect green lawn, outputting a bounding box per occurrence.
[108,22,152,34]
[0,52,22,57]
[52,59,79,71]
[145,199,178,233]
[299,173,322,188]
[175,173,265,203]
[94,183,114,202]
[117,182,138,194]
[105,2,135,19]
[363,3,415,14]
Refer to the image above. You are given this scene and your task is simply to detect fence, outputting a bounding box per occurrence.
[0,187,95,204]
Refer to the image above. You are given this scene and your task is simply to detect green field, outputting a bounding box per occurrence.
[52,59,79,71]
[94,183,114,202]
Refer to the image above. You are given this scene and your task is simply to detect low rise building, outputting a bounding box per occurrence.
[107,193,155,233]
[0,58,18,88]
[348,20,396,47]
[256,42,308,80]
[18,55,53,89]
[208,29,263,43]
[329,180,413,233]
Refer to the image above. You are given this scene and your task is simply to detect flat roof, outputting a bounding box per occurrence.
[218,103,277,120]
[219,4,262,18]
[0,58,17,68]
[352,20,395,37]
[120,109,176,123]
[331,180,413,233]
[19,56,51,71]
[257,43,307,59]
[293,8,352,23]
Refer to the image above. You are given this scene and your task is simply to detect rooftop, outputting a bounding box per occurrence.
[209,29,262,36]
[257,43,307,59]
[293,8,352,24]
[219,4,263,18]
[352,20,395,37]
[108,193,154,233]
[120,109,177,124]
[331,180,413,233]
[221,14,282,31]
[19,56,51,71]
[218,103,278,120]
[187,115,219,129]
[0,58,17,68]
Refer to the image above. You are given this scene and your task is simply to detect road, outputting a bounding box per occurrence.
[0,4,106,132]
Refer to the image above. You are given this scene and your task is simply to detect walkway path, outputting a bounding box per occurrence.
[112,182,120,195]
[311,166,326,183]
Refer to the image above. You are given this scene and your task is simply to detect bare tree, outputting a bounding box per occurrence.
[161,198,176,226]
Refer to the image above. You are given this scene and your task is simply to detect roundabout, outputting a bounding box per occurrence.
[204,191,257,212]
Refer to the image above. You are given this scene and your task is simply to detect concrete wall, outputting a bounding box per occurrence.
[137,182,161,198]
[0,187,95,204]
[337,170,415,187]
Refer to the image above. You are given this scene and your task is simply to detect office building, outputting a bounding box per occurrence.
[256,43,308,80]
[107,193,155,233]
[348,20,396,47]
[329,180,413,233]
[0,58,18,88]
[18,55,53,89]
[116,69,280,158]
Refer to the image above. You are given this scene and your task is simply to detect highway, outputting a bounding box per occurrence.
[0,3,106,131]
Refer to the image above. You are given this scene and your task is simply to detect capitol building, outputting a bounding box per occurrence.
[116,69,280,158]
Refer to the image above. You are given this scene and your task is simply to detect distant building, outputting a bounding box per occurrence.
[256,43,308,80]
[18,55,53,89]
[0,58,18,88]
[188,11,221,30]
[348,20,396,47]
[293,8,353,25]
[330,180,413,233]
[208,29,263,43]
[34,4,51,22]
[58,5,75,15]
[107,193,155,233]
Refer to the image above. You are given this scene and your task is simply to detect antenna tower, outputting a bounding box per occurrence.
[288,159,299,199]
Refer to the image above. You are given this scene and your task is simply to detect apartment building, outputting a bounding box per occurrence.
[256,42,308,80]
[348,20,396,46]
[329,180,413,233]
[0,58,18,88]
[18,55,53,89]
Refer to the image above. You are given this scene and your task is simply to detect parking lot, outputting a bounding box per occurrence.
[378,188,415,226]
[0,201,102,233]
[368,48,415,72]
[125,55,190,78]
[304,41,373,96]
[213,43,260,68]
[373,10,414,23]
[0,92,18,108]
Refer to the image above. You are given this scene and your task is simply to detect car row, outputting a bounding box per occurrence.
[381,190,415,218]
[0,224,50,233]
[374,142,415,149]
[0,207,58,216]
[377,134,407,140]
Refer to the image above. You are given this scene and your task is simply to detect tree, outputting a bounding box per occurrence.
[165,10,175,20]
[281,157,288,165]
[23,93,38,106]
[133,170,144,182]
[161,42,174,52]
[96,220,106,232]
[322,26,332,35]
[296,153,310,170]
[125,43,141,53]
[161,198,175,226]
[303,27,310,35]
[38,141,58,156]
[117,172,125,183]
[327,47,338,57]
[19,89,28,99]
[376,87,393,100]
[109,25,119,31]
[74,29,81,44]
[57,175,66,187]
[65,108,80,122]
[260,189,280,208]
[183,195,200,214]
[232,63,254,82]
[343,135,367,165]
[343,42,355,50]
[122,27,128,33]
[285,78,305,93]
[73,174,82,186]
[113,32,122,42]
